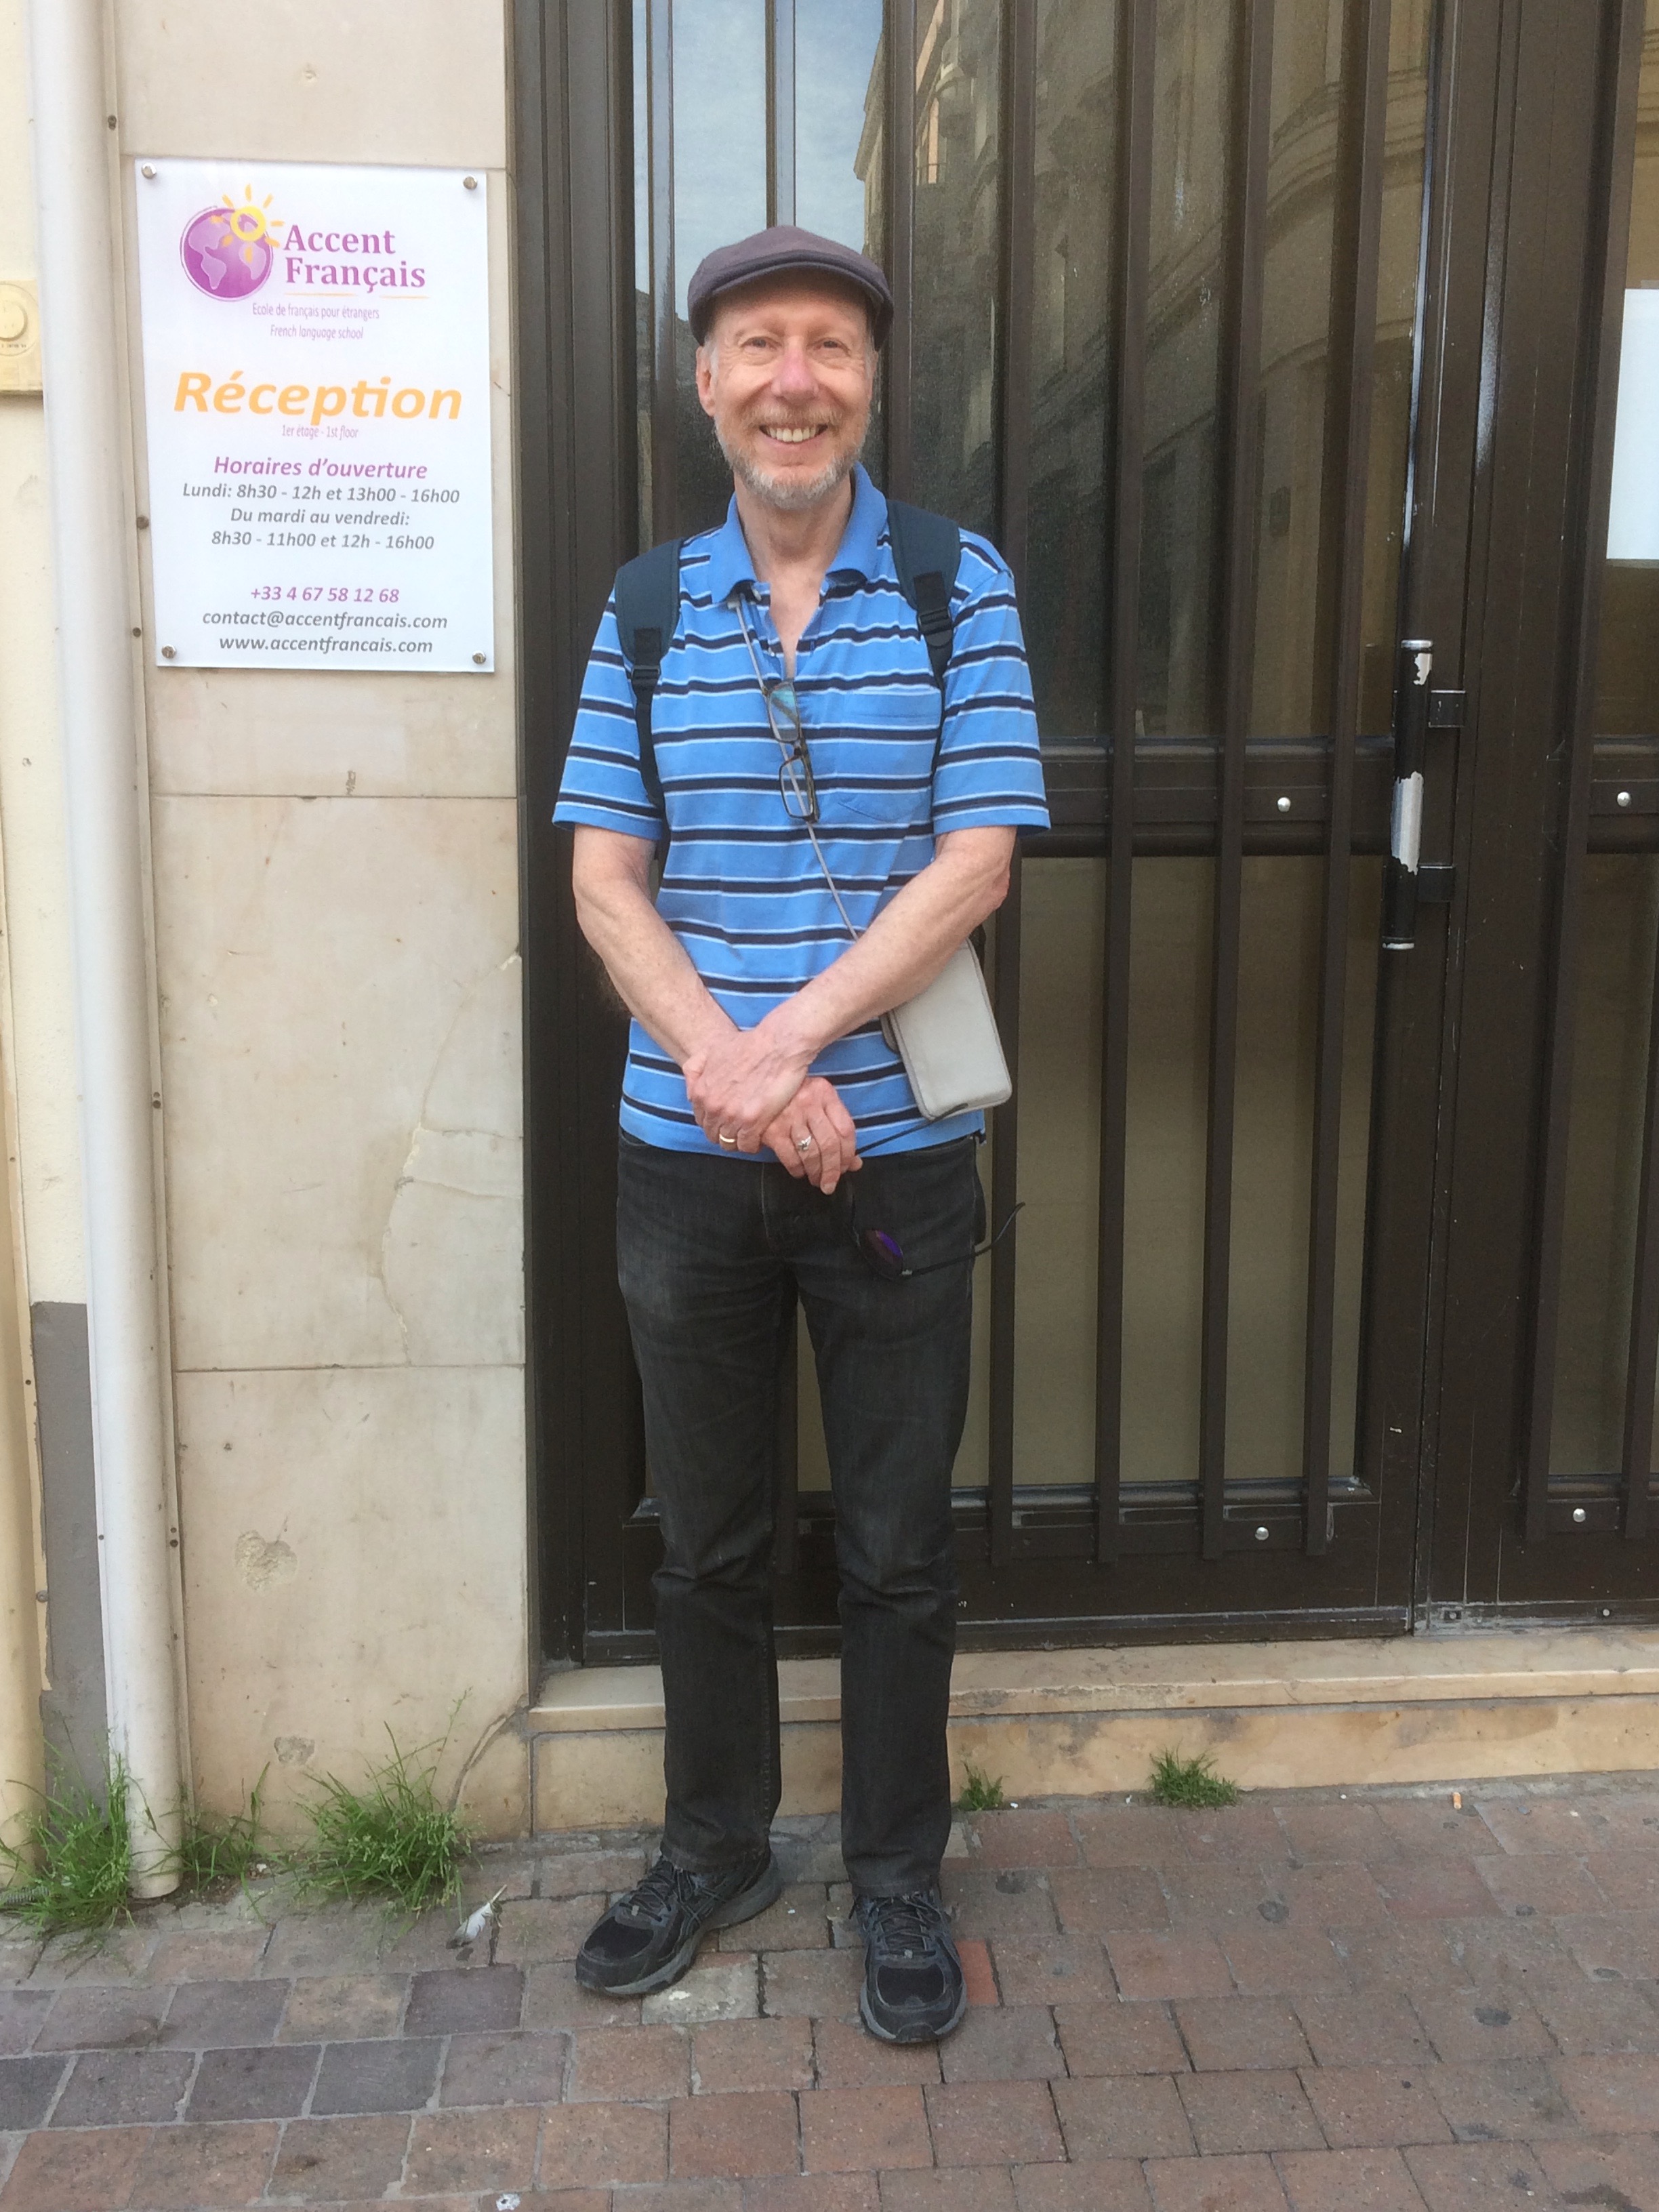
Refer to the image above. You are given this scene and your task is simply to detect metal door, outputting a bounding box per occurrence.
[514,0,1659,1665]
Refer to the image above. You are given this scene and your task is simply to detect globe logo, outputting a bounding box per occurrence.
[179,190,283,300]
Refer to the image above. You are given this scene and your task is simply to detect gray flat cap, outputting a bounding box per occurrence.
[687,224,894,348]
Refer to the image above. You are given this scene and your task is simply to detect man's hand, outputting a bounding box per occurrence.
[683,1025,816,1153]
[759,1075,862,1192]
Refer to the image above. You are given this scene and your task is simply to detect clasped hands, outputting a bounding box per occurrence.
[682,1020,861,1192]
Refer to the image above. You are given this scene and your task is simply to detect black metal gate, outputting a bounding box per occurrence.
[516,0,1659,1666]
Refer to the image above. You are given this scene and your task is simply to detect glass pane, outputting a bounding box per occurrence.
[911,0,1003,536]
[1024,0,1118,737]
[796,0,888,245]
[1140,3,1233,737]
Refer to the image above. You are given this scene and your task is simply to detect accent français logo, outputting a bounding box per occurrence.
[179,187,283,302]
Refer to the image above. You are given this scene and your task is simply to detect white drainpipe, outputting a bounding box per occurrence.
[26,0,183,1895]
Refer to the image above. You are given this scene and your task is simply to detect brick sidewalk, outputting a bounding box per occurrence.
[1,1778,1658,2209]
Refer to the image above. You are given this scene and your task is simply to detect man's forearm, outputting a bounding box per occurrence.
[570,832,735,1066]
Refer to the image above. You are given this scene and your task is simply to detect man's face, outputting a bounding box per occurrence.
[696,274,876,514]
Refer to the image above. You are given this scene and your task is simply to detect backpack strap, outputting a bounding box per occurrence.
[885,497,962,686]
[612,536,683,815]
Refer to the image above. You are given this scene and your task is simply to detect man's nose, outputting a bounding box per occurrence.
[769,342,819,400]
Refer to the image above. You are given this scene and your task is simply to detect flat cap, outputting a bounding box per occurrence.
[687,224,894,348]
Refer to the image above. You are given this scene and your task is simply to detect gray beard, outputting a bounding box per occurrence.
[717,424,865,513]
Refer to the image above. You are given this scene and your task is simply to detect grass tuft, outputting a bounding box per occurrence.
[1149,1747,1239,1809]
[0,1755,133,1936]
[293,1732,472,1914]
[173,1774,269,1895]
[956,1760,1008,1814]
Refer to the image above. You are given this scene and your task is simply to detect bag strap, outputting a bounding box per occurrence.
[884,497,962,685]
[612,536,683,815]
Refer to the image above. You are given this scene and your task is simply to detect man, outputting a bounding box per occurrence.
[554,224,1048,2043]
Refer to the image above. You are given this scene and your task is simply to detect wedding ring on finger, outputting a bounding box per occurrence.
[717,1130,739,1148]
[796,1134,814,1155]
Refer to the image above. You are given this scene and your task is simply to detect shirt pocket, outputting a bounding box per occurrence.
[810,722,937,833]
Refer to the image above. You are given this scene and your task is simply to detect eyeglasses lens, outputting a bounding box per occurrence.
[859,1229,907,1280]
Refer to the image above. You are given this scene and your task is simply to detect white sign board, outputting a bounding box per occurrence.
[1608,289,1659,564]
[134,159,493,670]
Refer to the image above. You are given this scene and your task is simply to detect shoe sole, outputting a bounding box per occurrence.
[858,1969,968,2045]
[575,1853,784,1998]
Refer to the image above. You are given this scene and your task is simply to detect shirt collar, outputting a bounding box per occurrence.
[703,463,888,605]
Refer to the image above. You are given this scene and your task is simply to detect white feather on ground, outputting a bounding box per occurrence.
[449,1886,505,1950]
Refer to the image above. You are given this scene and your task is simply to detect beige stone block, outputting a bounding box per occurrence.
[115,1,508,169]
[453,1717,531,1841]
[535,1729,665,1834]
[176,1364,527,1832]
[779,1720,840,1817]
[152,794,520,1370]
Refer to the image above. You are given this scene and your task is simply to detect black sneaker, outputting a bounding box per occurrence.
[853,1887,966,2043]
[575,1848,781,1996]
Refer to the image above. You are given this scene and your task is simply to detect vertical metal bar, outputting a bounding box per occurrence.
[1621,941,1659,1541]
[1522,0,1648,1544]
[989,861,1023,1570]
[1198,0,1275,1563]
[766,0,798,227]
[1094,0,1155,1568]
[885,0,917,499]
[1301,0,1391,1559]
[648,0,678,538]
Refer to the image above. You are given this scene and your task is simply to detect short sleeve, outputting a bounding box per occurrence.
[552,598,668,839]
[929,536,1050,833]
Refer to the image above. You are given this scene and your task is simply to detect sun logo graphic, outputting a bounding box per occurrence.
[179,187,285,301]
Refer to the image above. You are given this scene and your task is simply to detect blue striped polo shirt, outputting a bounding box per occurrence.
[553,464,1050,1156]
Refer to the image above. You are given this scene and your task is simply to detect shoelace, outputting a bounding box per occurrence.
[863,1891,946,1957]
[623,1856,696,1926]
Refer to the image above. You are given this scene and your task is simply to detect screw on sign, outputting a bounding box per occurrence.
[497,2198,521,2211]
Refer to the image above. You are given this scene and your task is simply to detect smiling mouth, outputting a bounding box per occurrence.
[760,424,828,446]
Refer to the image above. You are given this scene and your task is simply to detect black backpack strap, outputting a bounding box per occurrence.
[612,536,683,815]
[885,497,962,686]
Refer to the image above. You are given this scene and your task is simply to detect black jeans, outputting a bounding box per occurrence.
[616,1132,981,1898]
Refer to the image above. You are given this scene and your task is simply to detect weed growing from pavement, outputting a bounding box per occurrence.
[294,1731,472,1913]
[174,1772,270,1896]
[1149,1747,1240,1808]
[956,1761,1008,1812]
[0,1753,134,1934]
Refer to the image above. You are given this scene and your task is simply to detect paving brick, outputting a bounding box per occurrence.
[1175,2069,1324,2154]
[718,1887,832,1952]
[960,1938,998,2005]
[1072,1806,1181,1868]
[1106,1932,1234,2001]
[1327,1924,1471,1992]
[739,2173,880,2211]
[1532,1968,1659,2055]
[1402,2141,1555,2212]
[0,2057,64,2130]
[0,2124,148,2211]
[1559,1914,1659,1982]
[1176,1809,1296,1868]
[1292,1992,1433,2070]
[615,2184,742,2211]
[1269,1866,1389,1927]
[1591,1849,1659,1911]
[278,1971,408,2041]
[146,1929,270,1983]
[1476,1853,1603,1918]
[692,2017,813,2093]
[1011,2158,1155,2210]
[405,1963,525,2033]
[941,1869,1059,1939]
[258,1905,392,1978]
[31,1927,157,1986]
[403,2102,542,2192]
[798,2085,932,2172]
[811,2018,941,2089]
[1371,1866,1498,1921]
[310,2032,444,2114]
[440,2027,569,2106]
[1422,2055,1579,2141]
[762,1950,863,2021]
[1297,2066,1452,2149]
[990,1936,1116,2006]
[1441,1914,1570,1986]
[266,2111,412,2200]
[539,1848,649,1898]
[1050,1866,1169,1934]
[570,2024,690,2102]
[879,2165,1017,2209]
[538,2098,670,2186]
[1557,2051,1659,2131]
[186,2041,320,2121]
[1054,1999,1188,2076]
[1052,2072,1194,2160]
[497,1896,609,1965]
[924,2079,1063,2165]
[1535,2131,1659,2209]
[523,1962,642,2032]
[1410,1988,1554,2062]
[971,1813,1080,1870]
[670,2089,800,2177]
[645,1960,762,2028]
[1277,1806,1401,1865]
[1174,1998,1313,2072]
[126,2117,278,2207]
[1144,2152,1290,2209]
[49,2049,194,2127]
[0,1995,50,2057]
[1163,1868,1284,1931]
[159,1975,287,2048]
[1603,1796,1659,1849]
[1373,1802,1499,1862]
[1218,1931,1347,1998]
[1475,1797,1620,1856]
[36,1986,166,2052]
[1273,2146,1429,2211]
[938,2004,1065,2083]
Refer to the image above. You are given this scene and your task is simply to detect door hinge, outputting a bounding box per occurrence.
[1417,863,1456,904]
[1428,689,1465,728]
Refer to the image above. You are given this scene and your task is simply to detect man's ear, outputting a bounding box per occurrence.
[695,344,718,420]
